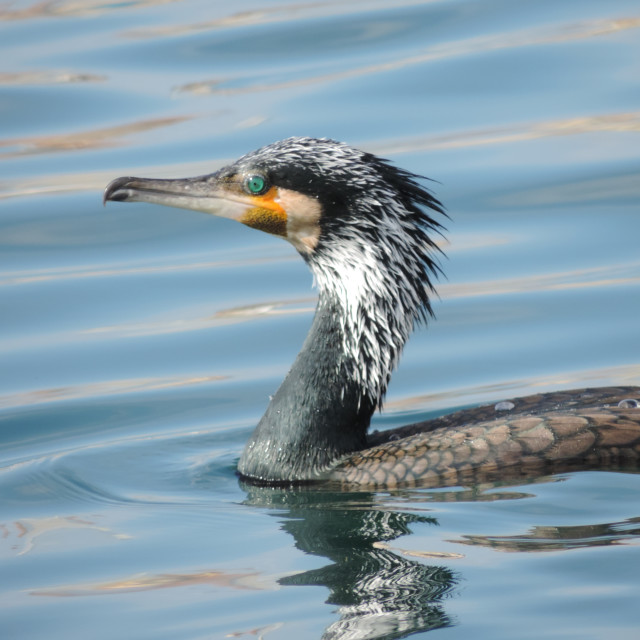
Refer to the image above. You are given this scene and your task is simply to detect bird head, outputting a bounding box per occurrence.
[104,136,444,267]
[104,137,446,405]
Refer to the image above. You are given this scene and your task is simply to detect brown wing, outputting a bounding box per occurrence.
[330,387,640,489]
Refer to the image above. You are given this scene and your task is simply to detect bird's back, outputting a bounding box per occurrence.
[330,386,640,489]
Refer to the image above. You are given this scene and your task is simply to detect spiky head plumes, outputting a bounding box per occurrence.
[230,137,446,408]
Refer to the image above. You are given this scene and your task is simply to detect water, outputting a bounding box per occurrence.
[2,1,640,638]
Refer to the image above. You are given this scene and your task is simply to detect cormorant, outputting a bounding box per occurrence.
[104,137,640,488]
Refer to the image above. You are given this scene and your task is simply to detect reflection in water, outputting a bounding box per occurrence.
[244,486,456,640]
[0,71,106,86]
[0,373,224,410]
[123,0,430,40]
[19,479,640,639]
[0,116,191,158]
[492,170,640,207]
[3,111,637,200]
[174,18,640,96]
[374,111,640,155]
[32,568,271,597]
[441,261,640,300]
[0,0,181,21]
[384,362,640,414]
[0,0,426,24]
[453,516,640,553]
[1,514,130,556]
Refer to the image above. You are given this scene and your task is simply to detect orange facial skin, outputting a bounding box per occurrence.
[240,186,287,237]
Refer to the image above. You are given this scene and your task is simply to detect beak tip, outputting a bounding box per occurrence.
[103,176,136,206]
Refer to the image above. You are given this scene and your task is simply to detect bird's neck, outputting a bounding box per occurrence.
[238,232,427,484]
[238,290,383,483]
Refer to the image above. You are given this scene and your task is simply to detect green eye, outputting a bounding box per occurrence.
[245,174,267,195]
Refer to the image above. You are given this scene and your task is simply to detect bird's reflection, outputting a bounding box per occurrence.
[453,516,640,552]
[243,485,456,640]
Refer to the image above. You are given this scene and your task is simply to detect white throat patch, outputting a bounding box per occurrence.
[312,221,427,408]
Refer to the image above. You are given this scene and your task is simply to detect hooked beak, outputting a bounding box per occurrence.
[103,171,321,253]
[102,173,274,225]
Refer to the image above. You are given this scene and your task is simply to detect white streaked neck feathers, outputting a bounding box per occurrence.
[311,203,431,409]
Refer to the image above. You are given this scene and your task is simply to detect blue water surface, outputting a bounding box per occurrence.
[1,1,640,639]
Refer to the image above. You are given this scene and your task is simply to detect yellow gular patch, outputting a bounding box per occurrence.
[242,206,287,236]
[240,186,287,236]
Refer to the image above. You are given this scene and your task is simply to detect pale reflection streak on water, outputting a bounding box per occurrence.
[451,517,640,553]
[384,363,640,413]
[375,112,640,155]
[123,0,436,39]
[172,16,640,96]
[0,0,183,20]
[0,116,192,158]
[0,254,297,286]
[26,560,277,596]
[0,374,224,411]
[0,298,313,357]
[2,111,638,199]
[0,70,107,85]
[2,260,637,349]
